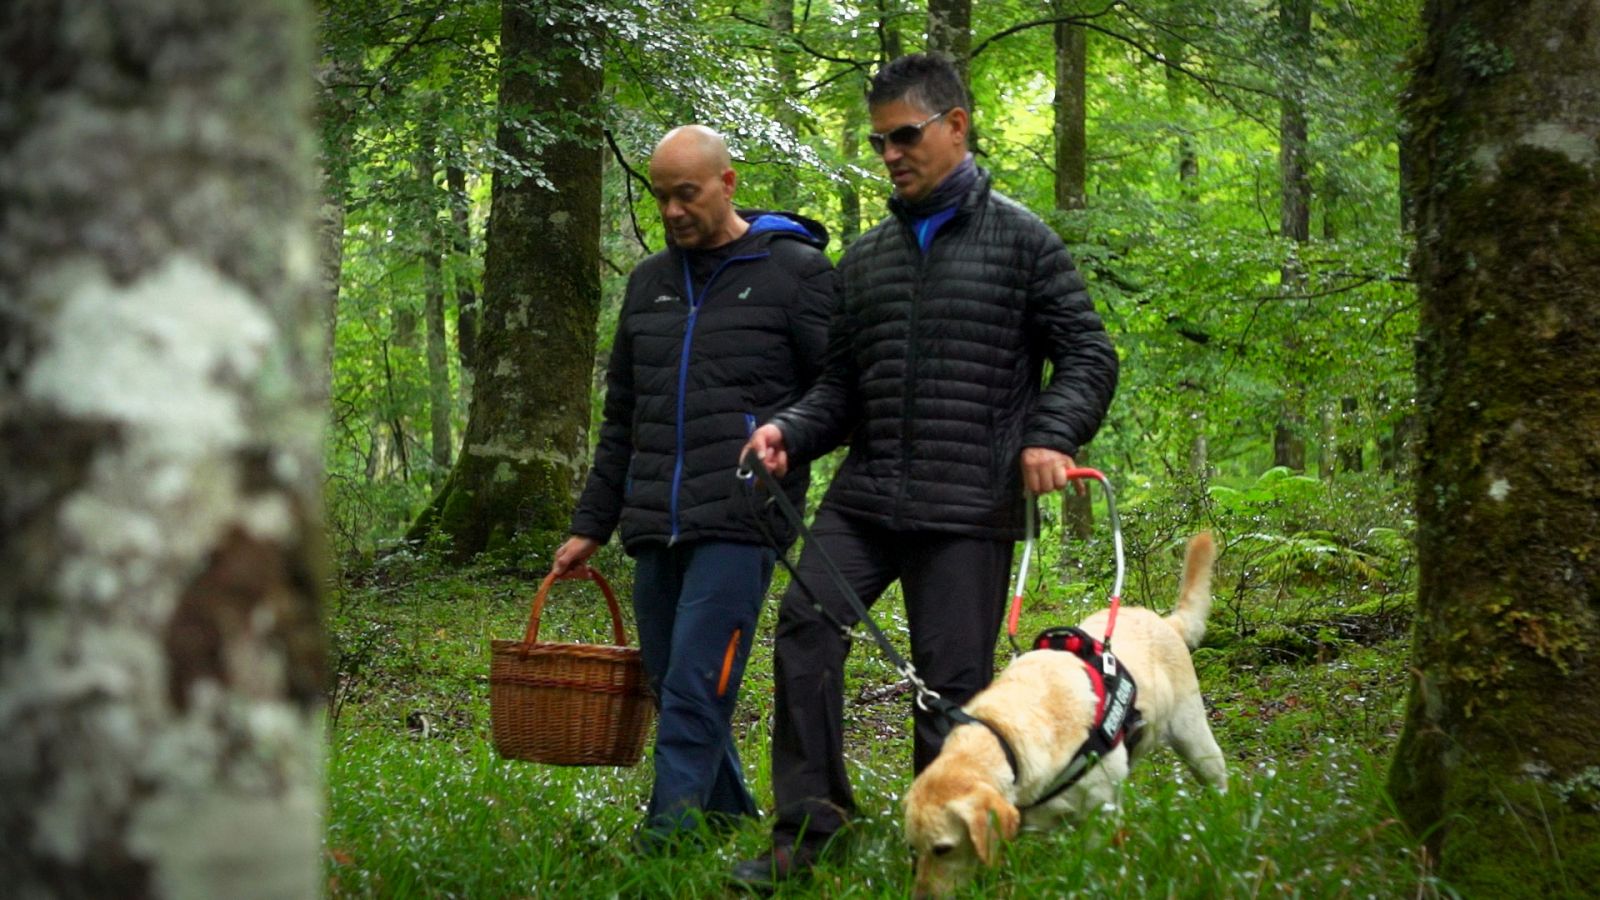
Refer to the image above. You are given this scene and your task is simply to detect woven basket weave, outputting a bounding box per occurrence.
[489,566,653,766]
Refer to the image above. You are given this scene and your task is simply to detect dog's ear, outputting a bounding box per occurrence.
[964,786,1020,866]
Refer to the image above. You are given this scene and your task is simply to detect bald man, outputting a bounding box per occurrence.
[551,126,834,853]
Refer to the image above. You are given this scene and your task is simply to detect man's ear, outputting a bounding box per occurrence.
[944,107,970,147]
[721,166,738,198]
[964,786,1020,866]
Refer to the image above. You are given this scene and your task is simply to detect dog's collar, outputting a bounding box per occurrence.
[940,706,1023,781]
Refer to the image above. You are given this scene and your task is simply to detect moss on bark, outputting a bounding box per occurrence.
[1391,0,1600,892]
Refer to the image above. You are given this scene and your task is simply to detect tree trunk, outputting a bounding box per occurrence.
[1338,395,1362,473]
[312,23,360,407]
[926,0,971,101]
[1052,1,1092,554]
[1274,0,1311,475]
[1053,0,1087,215]
[839,103,863,245]
[447,163,478,391]
[314,124,351,405]
[1388,0,1600,890]
[1273,419,1305,472]
[1162,35,1198,204]
[769,0,799,212]
[409,0,603,557]
[0,2,327,895]
[876,0,902,63]
[417,139,453,480]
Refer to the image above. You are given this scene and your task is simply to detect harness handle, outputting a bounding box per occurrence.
[1005,467,1126,650]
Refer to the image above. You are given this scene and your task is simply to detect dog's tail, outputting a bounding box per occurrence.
[1165,532,1216,650]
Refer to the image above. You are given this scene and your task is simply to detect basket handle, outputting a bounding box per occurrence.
[524,565,628,647]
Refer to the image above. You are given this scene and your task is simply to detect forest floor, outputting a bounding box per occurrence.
[322,532,1451,898]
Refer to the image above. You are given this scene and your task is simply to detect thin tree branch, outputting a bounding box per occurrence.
[604,128,652,254]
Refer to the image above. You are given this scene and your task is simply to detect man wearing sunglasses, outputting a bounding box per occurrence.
[735,53,1119,887]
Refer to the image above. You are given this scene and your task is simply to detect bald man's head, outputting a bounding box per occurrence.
[648,125,746,250]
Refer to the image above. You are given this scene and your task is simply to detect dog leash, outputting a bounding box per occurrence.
[735,450,1019,771]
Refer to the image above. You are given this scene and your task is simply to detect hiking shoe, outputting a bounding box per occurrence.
[729,841,823,891]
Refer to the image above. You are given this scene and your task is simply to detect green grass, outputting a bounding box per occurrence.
[324,534,1451,898]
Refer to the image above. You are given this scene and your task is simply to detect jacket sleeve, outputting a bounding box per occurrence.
[768,267,858,463]
[1022,227,1119,457]
[569,289,636,542]
[786,246,836,392]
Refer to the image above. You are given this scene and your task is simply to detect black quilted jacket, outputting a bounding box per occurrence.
[767,173,1117,540]
[570,212,834,552]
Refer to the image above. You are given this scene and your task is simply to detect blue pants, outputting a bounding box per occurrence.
[632,541,774,834]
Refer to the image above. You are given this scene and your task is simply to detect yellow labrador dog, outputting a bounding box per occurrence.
[904,533,1227,898]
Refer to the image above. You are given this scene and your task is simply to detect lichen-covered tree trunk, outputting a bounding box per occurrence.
[0,2,327,896]
[410,0,602,557]
[1388,0,1600,891]
[927,0,971,99]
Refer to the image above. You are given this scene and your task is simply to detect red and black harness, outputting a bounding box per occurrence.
[739,455,1137,807]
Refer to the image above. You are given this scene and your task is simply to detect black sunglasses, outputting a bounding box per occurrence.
[867,109,952,155]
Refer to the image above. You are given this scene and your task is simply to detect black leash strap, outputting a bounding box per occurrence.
[736,451,968,723]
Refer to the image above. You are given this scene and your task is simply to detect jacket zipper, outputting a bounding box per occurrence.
[896,223,929,528]
[669,251,769,545]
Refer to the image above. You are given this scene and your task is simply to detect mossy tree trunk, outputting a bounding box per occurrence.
[1388,0,1600,891]
[409,0,602,558]
[0,1,327,895]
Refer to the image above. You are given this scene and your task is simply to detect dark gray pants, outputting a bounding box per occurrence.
[768,507,1012,845]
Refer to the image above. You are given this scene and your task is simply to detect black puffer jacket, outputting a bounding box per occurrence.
[571,212,833,552]
[768,172,1117,541]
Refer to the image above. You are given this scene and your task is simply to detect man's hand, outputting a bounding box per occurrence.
[551,536,600,576]
[1021,447,1081,495]
[742,423,790,478]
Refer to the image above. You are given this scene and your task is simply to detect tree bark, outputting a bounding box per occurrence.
[876,0,902,63]
[1388,0,1600,890]
[0,2,327,895]
[1052,0,1092,551]
[415,125,453,479]
[839,104,863,245]
[1053,0,1087,215]
[447,163,478,387]
[1338,396,1362,473]
[1162,34,1198,204]
[1274,0,1311,474]
[409,0,603,557]
[926,0,971,101]
[769,0,799,212]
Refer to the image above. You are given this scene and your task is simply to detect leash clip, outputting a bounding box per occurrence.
[904,665,942,712]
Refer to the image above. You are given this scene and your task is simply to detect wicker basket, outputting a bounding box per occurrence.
[489,565,654,766]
